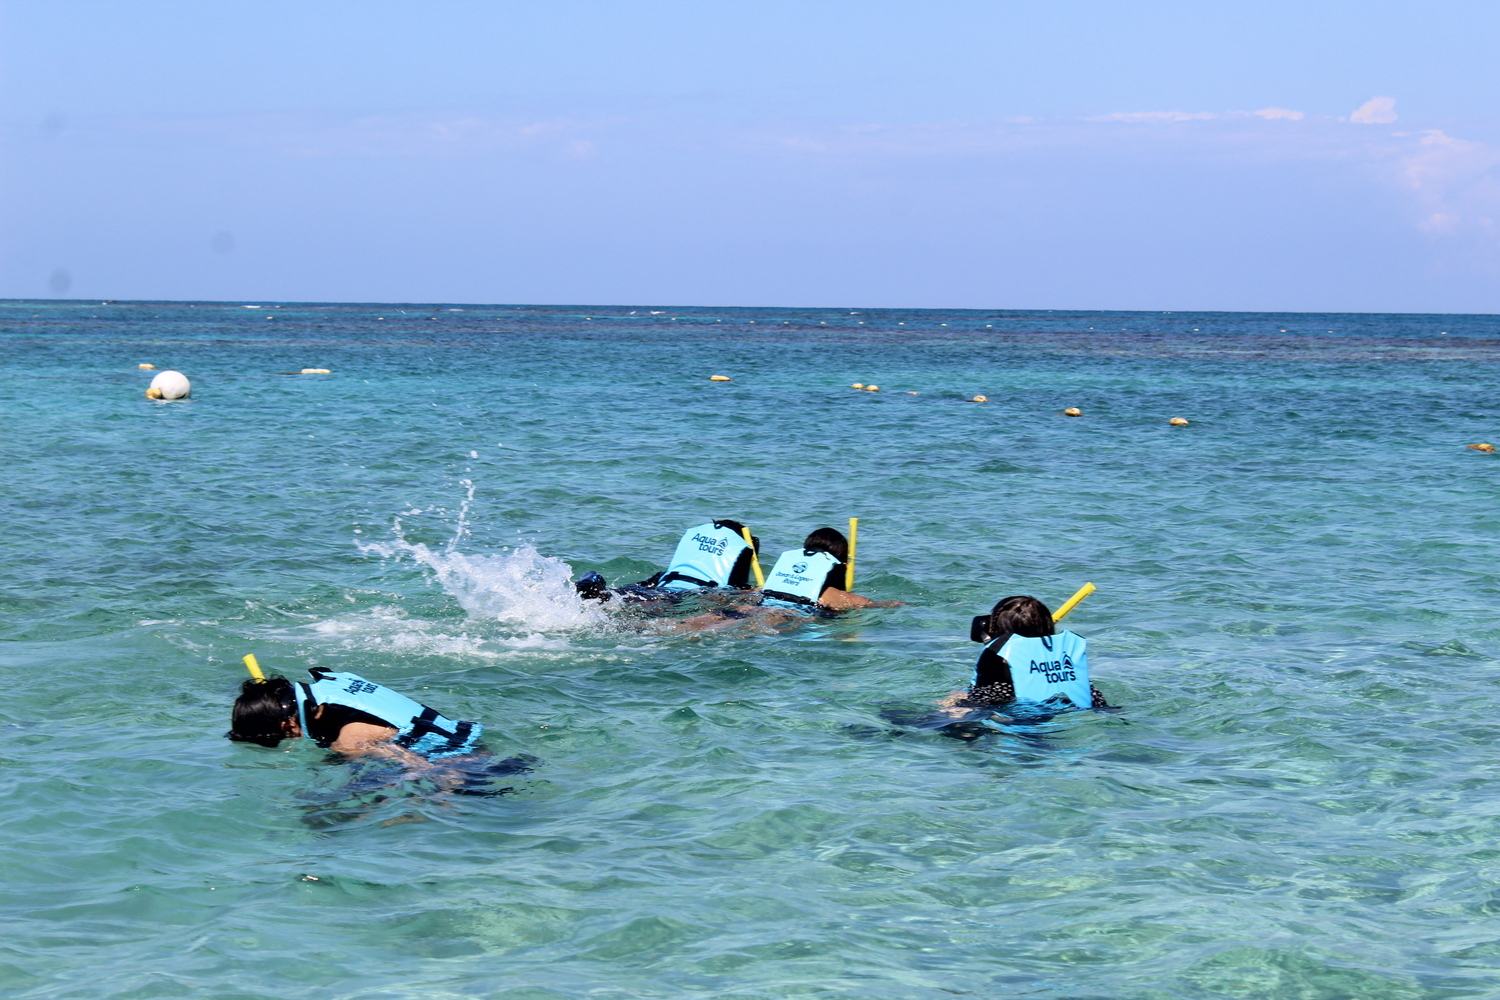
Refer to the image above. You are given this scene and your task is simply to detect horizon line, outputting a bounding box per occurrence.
[3,296,1496,320]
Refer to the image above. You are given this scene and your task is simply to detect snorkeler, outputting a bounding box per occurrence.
[760,526,899,612]
[949,594,1108,711]
[574,518,761,602]
[670,526,899,632]
[229,663,487,761]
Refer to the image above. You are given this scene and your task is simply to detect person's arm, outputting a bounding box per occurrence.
[937,689,969,708]
[328,720,400,756]
[817,586,902,610]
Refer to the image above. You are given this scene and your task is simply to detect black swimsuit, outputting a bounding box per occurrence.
[306,703,395,748]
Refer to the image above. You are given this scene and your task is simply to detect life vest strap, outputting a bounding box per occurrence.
[762,588,816,608]
[658,570,716,589]
[395,707,478,758]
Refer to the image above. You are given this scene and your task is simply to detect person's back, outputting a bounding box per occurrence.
[573,518,762,605]
[640,519,759,592]
[963,595,1107,710]
[229,666,486,759]
[759,526,897,611]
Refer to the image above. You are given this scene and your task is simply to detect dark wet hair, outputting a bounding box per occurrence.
[802,527,849,564]
[228,676,297,747]
[713,519,756,552]
[971,595,1056,693]
[985,595,1054,643]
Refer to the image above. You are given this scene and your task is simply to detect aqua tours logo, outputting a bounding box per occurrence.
[692,532,729,555]
[1027,653,1076,685]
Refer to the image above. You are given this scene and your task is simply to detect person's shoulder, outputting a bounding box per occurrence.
[329,720,400,754]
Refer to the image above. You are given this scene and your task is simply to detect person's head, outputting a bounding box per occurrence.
[227,676,299,747]
[971,595,1054,644]
[802,527,849,564]
[712,518,757,553]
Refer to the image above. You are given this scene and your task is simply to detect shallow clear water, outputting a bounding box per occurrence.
[2,300,1498,998]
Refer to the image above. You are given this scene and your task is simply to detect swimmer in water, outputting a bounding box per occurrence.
[574,518,761,603]
[229,667,493,763]
[941,595,1108,713]
[759,526,900,612]
[674,526,899,632]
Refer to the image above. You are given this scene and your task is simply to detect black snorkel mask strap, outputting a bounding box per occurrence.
[970,615,992,644]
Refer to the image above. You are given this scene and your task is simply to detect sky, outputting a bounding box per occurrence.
[2,1,1497,312]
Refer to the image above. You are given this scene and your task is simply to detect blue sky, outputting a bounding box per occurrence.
[2,1,1497,311]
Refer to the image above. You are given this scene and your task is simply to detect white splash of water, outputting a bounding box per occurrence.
[311,605,575,659]
[358,483,609,632]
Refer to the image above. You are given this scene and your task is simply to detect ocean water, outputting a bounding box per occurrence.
[2,300,1498,998]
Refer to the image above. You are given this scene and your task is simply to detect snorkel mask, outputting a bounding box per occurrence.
[969,583,1097,644]
[227,653,298,746]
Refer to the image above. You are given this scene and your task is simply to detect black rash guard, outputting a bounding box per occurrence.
[306,703,397,748]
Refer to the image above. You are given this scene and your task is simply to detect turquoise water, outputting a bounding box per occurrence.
[3,300,1499,998]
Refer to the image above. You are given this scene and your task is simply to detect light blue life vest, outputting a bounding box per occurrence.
[658,521,751,592]
[294,669,483,759]
[975,631,1091,709]
[761,549,842,609]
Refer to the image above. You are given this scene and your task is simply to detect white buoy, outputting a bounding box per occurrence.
[148,370,191,400]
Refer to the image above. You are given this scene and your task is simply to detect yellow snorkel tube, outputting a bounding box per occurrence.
[739,526,766,588]
[1051,582,1096,624]
[845,517,858,591]
[242,652,266,682]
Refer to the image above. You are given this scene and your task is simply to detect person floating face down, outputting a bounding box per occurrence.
[952,595,1108,711]
[760,526,899,612]
[228,666,487,762]
[575,519,761,601]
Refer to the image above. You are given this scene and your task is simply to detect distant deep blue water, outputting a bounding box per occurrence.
[2,300,1498,998]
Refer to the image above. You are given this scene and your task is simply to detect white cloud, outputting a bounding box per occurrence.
[1421,211,1460,234]
[1092,111,1218,124]
[1091,108,1306,125]
[1350,96,1397,125]
[1394,128,1500,238]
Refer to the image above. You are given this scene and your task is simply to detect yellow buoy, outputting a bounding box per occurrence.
[851,382,865,389]
[1169,416,1190,427]
[145,387,163,399]
[1064,407,1082,417]
[300,368,332,375]
[969,394,988,404]
[864,385,880,392]
[1468,442,1496,453]
[709,374,732,382]
[138,363,155,370]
